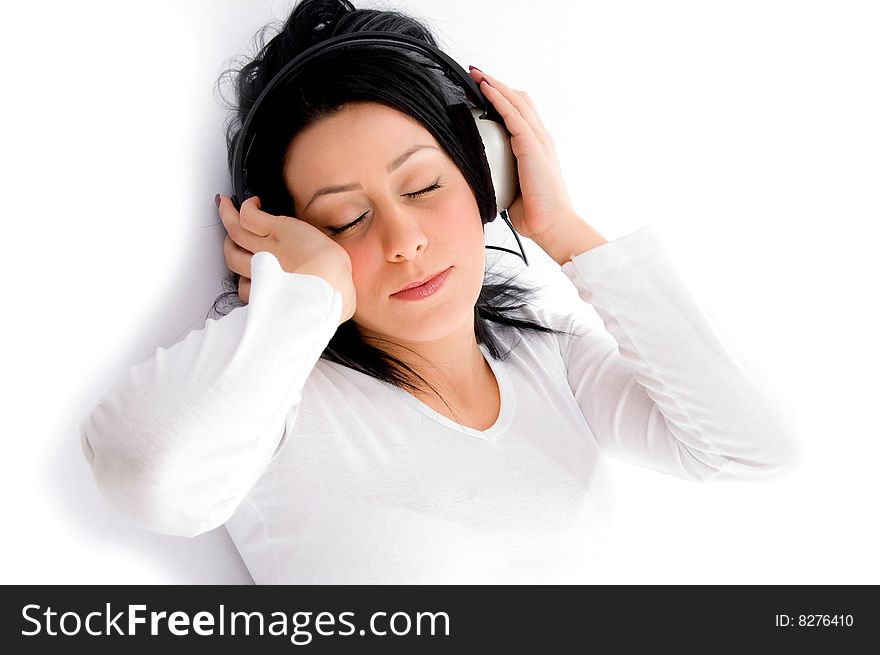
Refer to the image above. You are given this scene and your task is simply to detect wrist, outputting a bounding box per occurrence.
[532,212,609,266]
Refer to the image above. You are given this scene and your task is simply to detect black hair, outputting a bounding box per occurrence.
[210,0,574,422]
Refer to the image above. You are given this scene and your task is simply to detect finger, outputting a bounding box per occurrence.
[223,235,253,278]
[238,276,251,304]
[516,90,551,137]
[238,195,276,238]
[477,78,535,142]
[470,69,548,141]
[217,194,265,253]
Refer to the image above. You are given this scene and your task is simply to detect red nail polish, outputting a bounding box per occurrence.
[215,194,221,208]
[469,65,482,72]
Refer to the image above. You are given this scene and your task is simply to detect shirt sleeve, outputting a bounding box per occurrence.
[550,225,801,482]
[79,251,343,537]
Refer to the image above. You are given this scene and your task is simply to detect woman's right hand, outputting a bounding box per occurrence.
[218,194,357,326]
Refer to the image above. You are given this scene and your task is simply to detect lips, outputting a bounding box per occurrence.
[392,267,451,295]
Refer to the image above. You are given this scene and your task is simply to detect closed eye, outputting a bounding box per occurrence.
[327,181,444,235]
[406,181,443,198]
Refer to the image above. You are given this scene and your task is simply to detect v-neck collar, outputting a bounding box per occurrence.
[392,342,515,443]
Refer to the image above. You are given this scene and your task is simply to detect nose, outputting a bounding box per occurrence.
[379,204,429,262]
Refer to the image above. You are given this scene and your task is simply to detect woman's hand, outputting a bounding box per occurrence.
[468,66,576,241]
[216,195,357,325]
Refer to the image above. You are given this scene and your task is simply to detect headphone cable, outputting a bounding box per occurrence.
[485,209,529,266]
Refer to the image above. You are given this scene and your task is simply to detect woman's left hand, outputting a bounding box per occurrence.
[468,66,575,240]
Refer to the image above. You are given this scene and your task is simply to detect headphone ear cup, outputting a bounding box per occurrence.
[470,107,519,212]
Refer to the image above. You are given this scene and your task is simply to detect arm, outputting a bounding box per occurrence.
[79,251,342,537]
[538,221,800,482]
[464,66,797,480]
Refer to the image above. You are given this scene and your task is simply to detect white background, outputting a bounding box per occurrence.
[2,0,877,584]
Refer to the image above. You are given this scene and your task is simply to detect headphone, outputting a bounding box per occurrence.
[230,29,529,266]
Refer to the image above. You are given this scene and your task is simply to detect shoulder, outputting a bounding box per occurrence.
[510,299,596,343]
[485,300,575,361]
[499,297,612,371]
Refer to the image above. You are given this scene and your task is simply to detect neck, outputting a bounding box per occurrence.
[361,318,489,401]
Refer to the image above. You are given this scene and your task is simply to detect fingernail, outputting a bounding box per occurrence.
[215,194,221,208]
[469,65,482,72]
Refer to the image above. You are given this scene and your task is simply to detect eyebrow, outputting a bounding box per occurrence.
[302,144,440,212]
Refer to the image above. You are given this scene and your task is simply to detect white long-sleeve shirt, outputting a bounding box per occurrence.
[79,225,799,584]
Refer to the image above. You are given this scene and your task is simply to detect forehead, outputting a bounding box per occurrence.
[286,101,434,167]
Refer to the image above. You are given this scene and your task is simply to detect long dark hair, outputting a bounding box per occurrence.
[210,0,573,421]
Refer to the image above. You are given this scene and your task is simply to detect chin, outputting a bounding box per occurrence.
[377,298,474,341]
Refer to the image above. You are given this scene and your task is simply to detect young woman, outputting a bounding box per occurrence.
[79,0,799,584]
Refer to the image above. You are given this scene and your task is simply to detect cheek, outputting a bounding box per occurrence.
[423,189,478,234]
[344,247,376,301]
[447,189,483,232]
[444,199,485,249]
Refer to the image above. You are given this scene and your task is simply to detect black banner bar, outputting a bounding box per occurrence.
[2,585,874,652]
